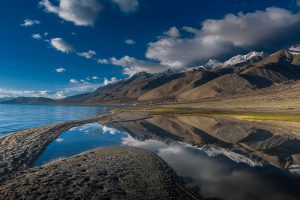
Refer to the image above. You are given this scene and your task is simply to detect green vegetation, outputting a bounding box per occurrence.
[113,107,300,122]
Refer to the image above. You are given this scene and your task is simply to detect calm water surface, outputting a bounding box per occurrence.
[0,104,114,136]
[35,122,300,200]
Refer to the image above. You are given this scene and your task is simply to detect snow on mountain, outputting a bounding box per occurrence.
[289,45,300,55]
[198,59,224,70]
[224,51,268,67]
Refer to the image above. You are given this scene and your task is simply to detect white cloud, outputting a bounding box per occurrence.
[97,58,109,64]
[32,33,42,40]
[44,32,49,36]
[146,7,300,68]
[164,26,180,38]
[111,0,139,13]
[92,76,99,80]
[0,88,65,99]
[39,0,101,26]
[50,38,74,53]
[77,50,96,59]
[21,19,40,27]
[110,56,167,76]
[55,91,66,98]
[64,80,101,94]
[55,67,66,73]
[125,39,136,45]
[69,79,79,84]
[104,77,119,85]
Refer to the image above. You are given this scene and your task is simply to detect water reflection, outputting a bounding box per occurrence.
[123,136,300,200]
[34,115,300,200]
[107,114,300,172]
[34,123,127,166]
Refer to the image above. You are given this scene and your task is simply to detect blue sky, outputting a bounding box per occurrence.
[0,0,300,98]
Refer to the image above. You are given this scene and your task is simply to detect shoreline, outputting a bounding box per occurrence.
[0,114,199,199]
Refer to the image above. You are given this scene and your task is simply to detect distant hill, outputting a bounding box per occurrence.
[1,97,56,104]
[0,98,14,103]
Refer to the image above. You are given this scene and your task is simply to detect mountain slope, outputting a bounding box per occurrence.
[241,50,300,83]
[63,71,183,103]
[138,69,219,101]
[177,73,255,101]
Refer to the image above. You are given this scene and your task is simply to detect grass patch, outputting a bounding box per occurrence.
[112,107,300,122]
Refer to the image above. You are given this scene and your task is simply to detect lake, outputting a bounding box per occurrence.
[2,105,300,199]
[33,114,300,200]
[0,104,114,136]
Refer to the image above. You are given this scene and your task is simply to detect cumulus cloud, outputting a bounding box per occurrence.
[32,33,42,40]
[39,0,101,26]
[110,56,167,76]
[164,26,180,38]
[65,80,101,94]
[111,0,139,13]
[104,77,119,85]
[77,50,96,59]
[55,67,66,73]
[69,79,79,84]
[92,76,99,80]
[97,58,109,64]
[21,19,40,27]
[146,7,300,68]
[125,39,136,45]
[50,38,74,53]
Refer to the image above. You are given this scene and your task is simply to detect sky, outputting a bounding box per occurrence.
[1,0,300,99]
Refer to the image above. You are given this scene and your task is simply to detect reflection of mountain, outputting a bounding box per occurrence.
[105,114,300,171]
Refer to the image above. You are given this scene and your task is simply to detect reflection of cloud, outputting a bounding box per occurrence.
[102,125,120,135]
[56,138,64,142]
[121,135,168,152]
[68,123,121,136]
[158,144,297,200]
[121,136,298,200]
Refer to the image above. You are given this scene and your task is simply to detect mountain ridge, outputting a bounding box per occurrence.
[3,46,300,105]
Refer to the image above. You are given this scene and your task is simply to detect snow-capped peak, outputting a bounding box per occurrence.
[198,59,223,70]
[289,45,300,55]
[224,51,268,67]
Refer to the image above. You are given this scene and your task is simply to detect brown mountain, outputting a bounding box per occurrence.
[63,71,183,103]
[138,69,219,101]
[177,73,255,101]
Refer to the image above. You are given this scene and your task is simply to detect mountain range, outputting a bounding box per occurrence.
[3,46,300,105]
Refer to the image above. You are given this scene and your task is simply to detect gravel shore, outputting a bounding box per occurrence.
[0,115,199,199]
[0,147,196,199]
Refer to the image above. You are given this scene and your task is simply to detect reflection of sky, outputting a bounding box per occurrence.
[34,123,126,166]
[34,123,300,200]
[122,136,300,200]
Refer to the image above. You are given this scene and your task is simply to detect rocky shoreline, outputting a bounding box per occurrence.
[0,115,199,199]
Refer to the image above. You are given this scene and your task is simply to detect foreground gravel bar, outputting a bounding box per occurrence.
[0,114,199,199]
[0,147,196,199]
